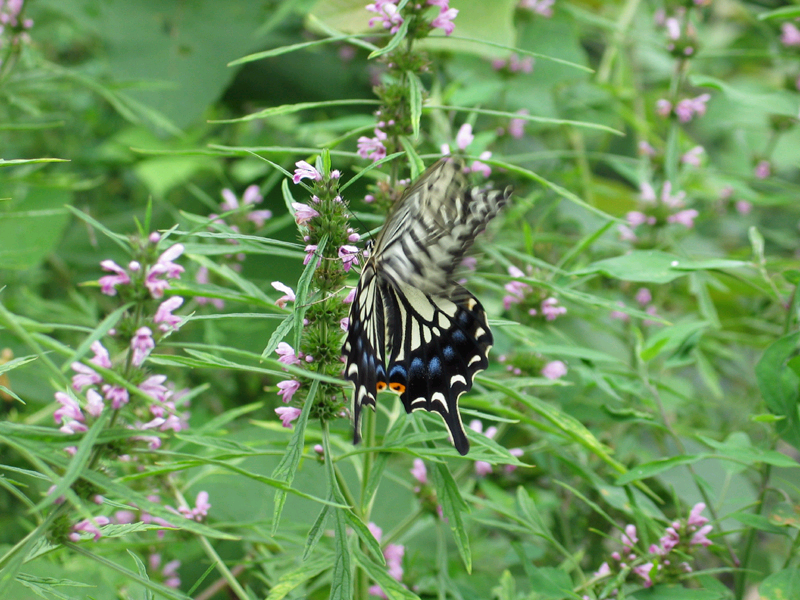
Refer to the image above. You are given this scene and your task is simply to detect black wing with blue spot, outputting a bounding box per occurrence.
[342,158,511,455]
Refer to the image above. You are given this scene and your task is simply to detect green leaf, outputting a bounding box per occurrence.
[329,506,353,600]
[304,497,333,561]
[262,314,294,360]
[615,455,706,485]
[127,550,155,600]
[768,502,800,529]
[524,566,573,600]
[755,332,800,450]
[353,547,420,600]
[757,569,800,600]
[430,462,471,573]
[0,187,71,269]
[575,251,749,284]
[265,556,332,600]
[406,71,423,140]
[271,380,319,534]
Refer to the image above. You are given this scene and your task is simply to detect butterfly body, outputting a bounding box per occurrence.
[342,159,510,455]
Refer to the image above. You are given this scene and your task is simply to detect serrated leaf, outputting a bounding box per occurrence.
[266,556,331,600]
[353,547,419,600]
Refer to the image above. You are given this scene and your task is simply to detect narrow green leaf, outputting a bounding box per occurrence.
[368,16,409,59]
[304,497,332,561]
[272,380,319,534]
[128,550,155,600]
[262,315,294,360]
[430,462,471,572]
[615,455,708,485]
[266,556,332,600]
[354,547,420,600]
[229,34,379,66]
[64,205,131,251]
[398,139,424,179]
[406,71,423,140]
[211,99,379,124]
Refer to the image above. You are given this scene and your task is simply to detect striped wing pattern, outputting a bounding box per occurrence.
[342,159,511,455]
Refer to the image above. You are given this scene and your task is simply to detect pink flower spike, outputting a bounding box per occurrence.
[690,524,713,547]
[754,160,771,180]
[688,502,709,527]
[154,296,184,333]
[86,388,104,418]
[103,385,130,410]
[54,392,84,425]
[71,362,102,392]
[277,379,301,403]
[131,327,155,367]
[411,458,428,484]
[292,160,322,184]
[291,202,320,225]
[89,341,112,369]
[339,245,360,272]
[276,342,302,366]
[621,524,638,548]
[271,281,296,308]
[541,297,566,321]
[220,188,239,211]
[667,209,699,228]
[276,406,302,428]
[782,22,800,46]
[98,260,130,296]
[456,124,474,150]
[541,360,567,380]
[139,375,168,402]
[357,129,388,162]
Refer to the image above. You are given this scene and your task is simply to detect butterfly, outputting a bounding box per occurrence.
[342,158,511,455]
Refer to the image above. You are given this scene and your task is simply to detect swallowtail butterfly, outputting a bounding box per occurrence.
[342,158,511,455]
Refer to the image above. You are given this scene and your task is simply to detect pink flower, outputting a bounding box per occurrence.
[276,342,302,366]
[667,209,699,228]
[626,211,649,227]
[735,200,752,215]
[339,245,360,272]
[367,1,404,33]
[518,0,554,17]
[276,406,302,428]
[411,458,428,484]
[70,516,111,541]
[503,279,531,310]
[658,526,680,553]
[86,388,104,418]
[675,94,711,123]
[456,123,474,150]
[469,151,492,177]
[621,524,638,548]
[665,17,681,40]
[154,296,184,332]
[103,385,129,410]
[635,288,652,305]
[541,360,567,380]
[431,6,458,35]
[384,543,405,581]
[690,524,713,547]
[594,562,611,577]
[291,202,320,225]
[88,341,111,369]
[344,287,357,304]
[71,362,102,392]
[541,297,566,321]
[292,160,322,184]
[131,327,155,367]
[357,128,388,162]
[277,379,301,403]
[61,420,88,435]
[508,109,528,138]
[139,375,169,402]
[638,141,657,156]
[54,392,84,425]
[681,145,704,166]
[178,491,211,521]
[98,260,130,296]
[617,224,637,242]
[303,244,319,266]
[660,181,686,208]
[156,244,185,279]
[633,562,655,587]
[505,447,524,473]
[610,301,629,321]
[271,281,296,308]
[340,317,349,332]
[754,160,771,179]
[195,266,225,310]
[655,99,672,117]
[782,22,800,46]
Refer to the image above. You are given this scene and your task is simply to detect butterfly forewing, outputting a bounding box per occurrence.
[342,158,511,455]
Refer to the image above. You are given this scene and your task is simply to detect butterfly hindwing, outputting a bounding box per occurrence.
[382,281,492,455]
[342,158,511,454]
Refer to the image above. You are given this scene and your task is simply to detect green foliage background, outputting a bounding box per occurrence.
[2,0,800,599]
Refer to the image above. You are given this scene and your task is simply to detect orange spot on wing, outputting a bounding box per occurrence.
[376,381,387,391]
[389,382,406,394]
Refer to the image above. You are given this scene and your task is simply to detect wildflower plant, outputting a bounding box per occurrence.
[3,1,800,600]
